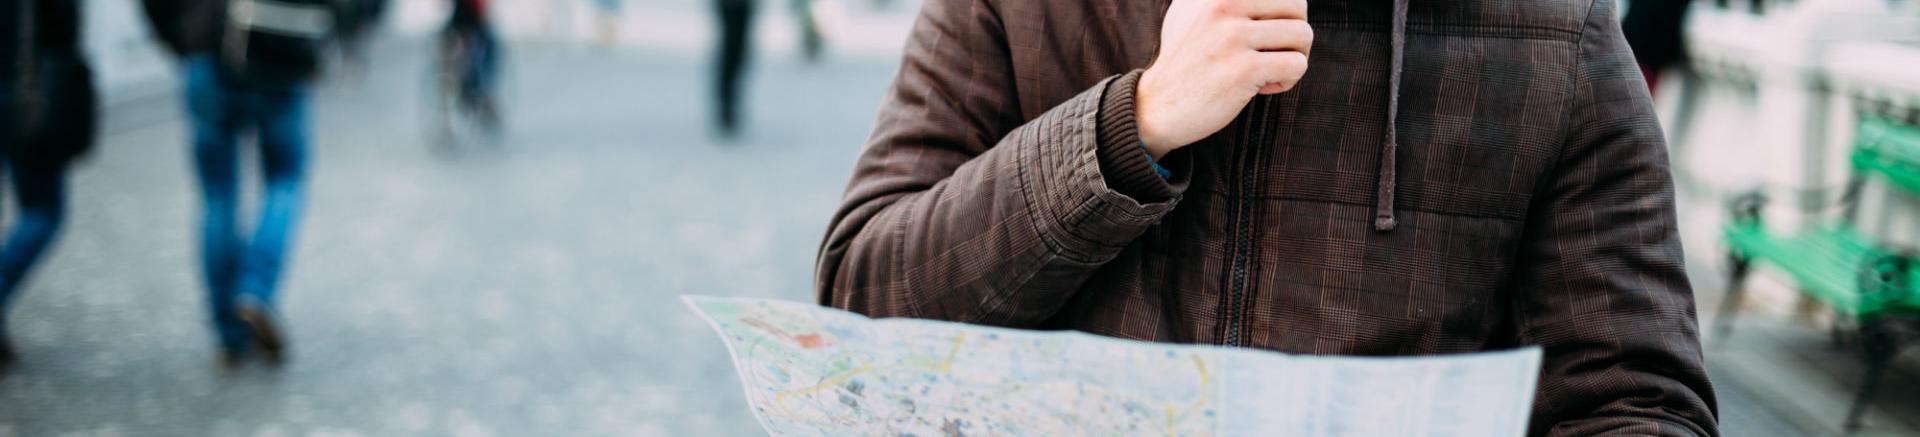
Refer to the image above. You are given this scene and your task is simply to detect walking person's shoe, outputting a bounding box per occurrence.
[0,317,15,370]
[716,105,741,138]
[0,334,15,369]
[233,296,286,366]
[475,96,504,140]
[216,348,244,370]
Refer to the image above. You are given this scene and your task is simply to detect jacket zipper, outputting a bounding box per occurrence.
[1223,96,1274,347]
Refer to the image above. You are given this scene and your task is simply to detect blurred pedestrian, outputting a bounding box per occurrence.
[440,0,502,133]
[714,0,756,135]
[595,0,621,46]
[0,0,98,367]
[141,0,340,366]
[714,0,832,135]
[793,0,822,62]
[335,0,390,80]
[1624,0,1693,95]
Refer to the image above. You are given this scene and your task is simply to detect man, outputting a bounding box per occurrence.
[816,0,1718,435]
[143,0,331,365]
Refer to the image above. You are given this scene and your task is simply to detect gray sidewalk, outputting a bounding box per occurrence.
[0,36,890,436]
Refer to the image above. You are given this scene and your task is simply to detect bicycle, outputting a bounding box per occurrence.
[426,27,504,149]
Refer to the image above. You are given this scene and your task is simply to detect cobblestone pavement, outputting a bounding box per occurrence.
[0,35,887,435]
[4,9,1810,437]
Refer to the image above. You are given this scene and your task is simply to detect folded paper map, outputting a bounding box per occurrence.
[685,295,1542,436]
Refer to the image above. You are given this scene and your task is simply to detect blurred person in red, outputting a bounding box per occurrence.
[442,0,502,131]
[816,0,1718,434]
[0,0,98,367]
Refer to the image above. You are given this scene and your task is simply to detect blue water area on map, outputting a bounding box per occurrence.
[766,365,789,383]
[825,324,859,342]
[1010,350,1024,379]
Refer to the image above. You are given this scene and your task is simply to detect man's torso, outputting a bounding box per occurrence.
[1010,0,1590,354]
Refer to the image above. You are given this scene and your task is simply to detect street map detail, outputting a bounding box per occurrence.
[684,295,1542,437]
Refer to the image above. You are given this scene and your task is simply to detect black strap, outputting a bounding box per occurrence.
[14,0,41,140]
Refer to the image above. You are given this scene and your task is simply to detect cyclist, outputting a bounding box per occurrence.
[441,0,500,131]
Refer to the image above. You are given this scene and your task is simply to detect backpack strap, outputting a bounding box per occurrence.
[14,0,41,140]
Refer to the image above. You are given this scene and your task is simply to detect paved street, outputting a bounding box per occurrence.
[1,34,891,435]
[0,3,1877,436]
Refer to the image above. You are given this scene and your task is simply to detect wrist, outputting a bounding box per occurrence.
[1138,122,1176,161]
[1134,69,1176,160]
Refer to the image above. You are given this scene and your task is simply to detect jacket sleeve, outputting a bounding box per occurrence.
[815,0,1188,326]
[1517,1,1718,435]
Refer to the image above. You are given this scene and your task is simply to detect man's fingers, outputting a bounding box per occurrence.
[1227,2,1312,95]
[1241,0,1307,20]
[1249,50,1309,94]
[1238,19,1312,53]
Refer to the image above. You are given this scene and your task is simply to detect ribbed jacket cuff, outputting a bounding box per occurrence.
[1095,70,1178,202]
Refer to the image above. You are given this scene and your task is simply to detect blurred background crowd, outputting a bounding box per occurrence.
[0,0,1917,435]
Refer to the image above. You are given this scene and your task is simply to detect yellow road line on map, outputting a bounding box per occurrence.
[1165,354,1213,432]
[1166,406,1176,436]
[941,332,965,371]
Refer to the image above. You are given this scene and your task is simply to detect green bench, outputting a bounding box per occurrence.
[1717,116,1920,432]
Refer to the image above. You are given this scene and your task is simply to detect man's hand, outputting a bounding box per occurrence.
[1137,0,1312,159]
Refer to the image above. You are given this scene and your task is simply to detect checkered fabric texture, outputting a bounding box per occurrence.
[816,0,1717,435]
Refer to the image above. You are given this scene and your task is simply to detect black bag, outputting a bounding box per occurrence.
[7,0,95,165]
[221,0,338,84]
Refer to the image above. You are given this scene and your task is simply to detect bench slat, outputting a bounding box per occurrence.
[1727,225,1877,315]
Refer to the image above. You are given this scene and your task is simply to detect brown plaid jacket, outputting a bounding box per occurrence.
[816,0,1717,435]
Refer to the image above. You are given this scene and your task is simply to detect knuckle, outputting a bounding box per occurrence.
[1213,24,1244,46]
[1227,21,1254,45]
[1284,51,1310,72]
[1281,50,1308,64]
[1223,53,1249,71]
[1208,0,1236,16]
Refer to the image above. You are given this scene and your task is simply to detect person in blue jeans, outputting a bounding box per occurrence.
[1,0,96,368]
[183,55,306,365]
[0,131,73,367]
